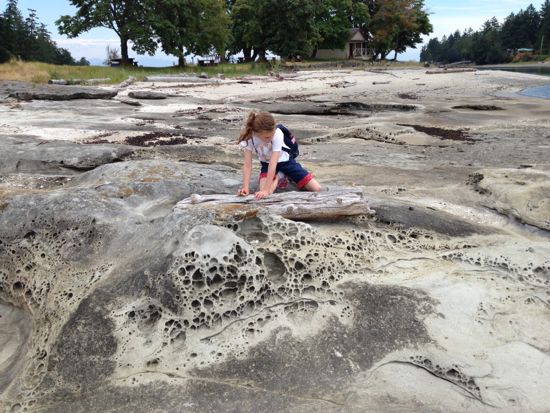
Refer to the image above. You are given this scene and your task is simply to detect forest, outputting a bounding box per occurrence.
[1,0,432,66]
[420,2,550,65]
[0,0,88,65]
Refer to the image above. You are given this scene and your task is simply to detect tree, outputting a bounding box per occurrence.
[1,0,25,59]
[151,0,230,67]
[262,0,321,59]
[349,0,370,29]
[469,18,508,64]
[0,0,79,65]
[313,0,353,57]
[538,0,550,53]
[103,45,120,65]
[77,56,91,65]
[390,0,432,60]
[366,0,431,60]
[501,5,541,50]
[229,0,269,61]
[56,0,157,65]
[230,0,331,61]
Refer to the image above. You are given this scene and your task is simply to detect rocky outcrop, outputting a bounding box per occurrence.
[1,70,549,412]
[469,169,550,231]
[0,135,133,174]
[2,81,118,101]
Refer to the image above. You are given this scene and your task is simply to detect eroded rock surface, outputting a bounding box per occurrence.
[1,80,118,101]
[0,68,549,412]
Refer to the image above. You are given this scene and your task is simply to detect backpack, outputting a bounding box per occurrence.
[277,123,299,159]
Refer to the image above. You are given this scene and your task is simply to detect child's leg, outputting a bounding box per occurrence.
[259,162,280,194]
[303,178,321,192]
[279,159,321,192]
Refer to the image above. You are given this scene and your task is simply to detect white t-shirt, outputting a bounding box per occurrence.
[240,128,290,163]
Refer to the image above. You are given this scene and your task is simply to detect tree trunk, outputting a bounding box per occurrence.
[174,189,375,221]
[257,49,267,62]
[311,48,318,59]
[120,36,129,65]
[243,47,252,62]
[178,46,185,67]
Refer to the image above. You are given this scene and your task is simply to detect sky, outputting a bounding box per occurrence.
[1,0,546,65]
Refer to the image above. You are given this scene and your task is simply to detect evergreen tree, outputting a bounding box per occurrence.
[539,0,550,53]
[0,0,79,65]
[2,0,25,59]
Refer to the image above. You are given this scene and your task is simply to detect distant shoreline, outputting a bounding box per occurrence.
[479,62,549,69]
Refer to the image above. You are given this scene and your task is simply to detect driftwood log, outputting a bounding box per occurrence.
[48,78,111,85]
[117,76,136,89]
[426,68,477,75]
[174,189,375,220]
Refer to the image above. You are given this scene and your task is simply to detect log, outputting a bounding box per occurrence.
[426,68,477,75]
[117,76,136,89]
[84,78,111,85]
[48,78,111,85]
[174,188,375,220]
[48,79,70,85]
[143,76,216,83]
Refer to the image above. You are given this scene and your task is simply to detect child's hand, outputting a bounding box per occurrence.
[237,187,249,196]
[254,190,269,200]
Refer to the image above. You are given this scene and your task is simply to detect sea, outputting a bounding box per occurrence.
[485,66,550,99]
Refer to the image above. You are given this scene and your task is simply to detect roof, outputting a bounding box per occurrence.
[349,28,366,42]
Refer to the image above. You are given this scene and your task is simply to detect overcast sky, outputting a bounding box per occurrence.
[2,0,546,65]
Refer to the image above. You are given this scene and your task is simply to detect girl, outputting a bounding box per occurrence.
[237,112,321,200]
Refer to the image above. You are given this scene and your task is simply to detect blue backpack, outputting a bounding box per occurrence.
[277,123,299,159]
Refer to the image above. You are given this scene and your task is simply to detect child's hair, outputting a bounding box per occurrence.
[238,112,276,143]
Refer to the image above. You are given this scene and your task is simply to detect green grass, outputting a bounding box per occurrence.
[0,60,273,84]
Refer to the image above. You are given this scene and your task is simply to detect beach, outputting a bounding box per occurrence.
[1,66,549,412]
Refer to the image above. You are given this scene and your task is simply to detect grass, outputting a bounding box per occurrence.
[0,59,273,84]
[0,58,427,85]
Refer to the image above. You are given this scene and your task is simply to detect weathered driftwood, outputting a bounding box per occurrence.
[117,76,136,89]
[143,75,216,83]
[48,78,111,85]
[174,189,375,220]
[426,68,477,75]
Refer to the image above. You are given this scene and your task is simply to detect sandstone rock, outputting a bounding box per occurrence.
[0,135,134,174]
[1,70,550,413]
[1,80,117,101]
[469,169,550,231]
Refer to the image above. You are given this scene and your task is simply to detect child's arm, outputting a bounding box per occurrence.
[238,149,253,196]
[255,151,280,199]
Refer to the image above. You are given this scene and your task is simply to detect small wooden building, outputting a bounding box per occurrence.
[316,28,371,60]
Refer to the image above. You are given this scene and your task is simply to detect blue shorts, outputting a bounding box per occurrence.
[260,159,313,189]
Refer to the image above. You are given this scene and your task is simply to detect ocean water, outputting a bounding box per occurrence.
[486,66,550,99]
[520,84,550,99]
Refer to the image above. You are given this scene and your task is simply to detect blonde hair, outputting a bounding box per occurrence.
[237,112,276,143]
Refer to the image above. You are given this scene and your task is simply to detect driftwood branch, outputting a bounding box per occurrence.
[174,189,375,220]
